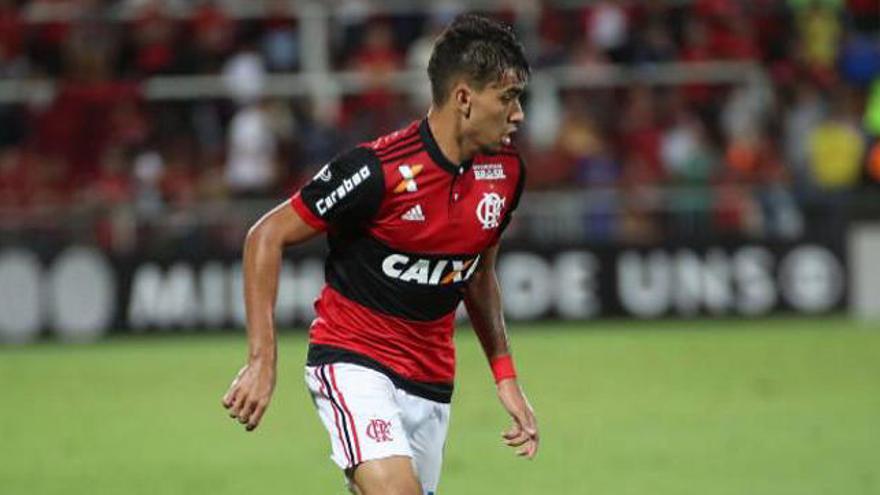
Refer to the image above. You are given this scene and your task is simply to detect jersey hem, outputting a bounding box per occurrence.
[307,344,454,403]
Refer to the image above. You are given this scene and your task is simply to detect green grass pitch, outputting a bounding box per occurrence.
[1,317,879,494]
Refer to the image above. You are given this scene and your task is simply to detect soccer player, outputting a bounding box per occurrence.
[222,14,539,495]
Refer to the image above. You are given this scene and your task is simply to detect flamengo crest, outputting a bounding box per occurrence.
[476,192,505,230]
[366,419,393,442]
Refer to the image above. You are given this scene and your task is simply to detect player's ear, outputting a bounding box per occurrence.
[452,82,472,119]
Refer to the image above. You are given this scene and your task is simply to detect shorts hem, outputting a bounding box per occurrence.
[332,451,414,471]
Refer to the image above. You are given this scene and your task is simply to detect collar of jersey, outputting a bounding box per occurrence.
[419,118,473,176]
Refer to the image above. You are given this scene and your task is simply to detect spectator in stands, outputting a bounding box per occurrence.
[348,20,403,92]
[838,31,880,87]
[569,37,612,70]
[0,0,876,244]
[343,20,403,132]
[712,179,761,237]
[261,0,299,72]
[679,18,715,108]
[223,50,278,198]
[407,19,444,109]
[529,106,604,189]
[617,86,663,182]
[808,91,866,190]
[721,81,775,166]
[867,141,880,183]
[160,137,199,207]
[332,0,373,65]
[185,0,235,74]
[630,19,677,64]
[0,0,27,77]
[661,104,717,237]
[661,101,716,185]
[132,147,164,217]
[129,0,177,75]
[848,0,880,32]
[784,81,825,191]
[0,146,25,212]
[225,101,278,198]
[793,0,842,84]
[864,80,880,137]
[30,151,71,211]
[585,0,629,62]
[87,145,133,207]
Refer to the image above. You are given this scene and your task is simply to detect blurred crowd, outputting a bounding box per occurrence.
[0,0,879,245]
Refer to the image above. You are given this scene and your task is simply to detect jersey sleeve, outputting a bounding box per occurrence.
[494,155,527,241]
[290,146,384,231]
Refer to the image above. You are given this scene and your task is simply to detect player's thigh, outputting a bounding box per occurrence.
[398,392,450,494]
[349,455,422,495]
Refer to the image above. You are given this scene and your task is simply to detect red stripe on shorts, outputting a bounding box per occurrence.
[330,364,363,464]
[317,365,352,466]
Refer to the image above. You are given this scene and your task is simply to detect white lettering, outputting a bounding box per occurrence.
[381,254,479,286]
[556,251,600,319]
[231,262,246,326]
[702,249,733,315]
[49,247,114,342]
[449,260,466,283]
[618,250,670,318]
[473,163,507,181]
[400,259,431,284]
[199,262,227,327]
[314,166,372,216]
[464,255,481,280]
[128,264,163,329]
[498,253,552,320]
[780,245,843,313]
[733,247,776,315]
[429,260,448,285]
[128,263,199,329]
[382,254,409,278]
[0,250,42,344]
[673,250,704,316]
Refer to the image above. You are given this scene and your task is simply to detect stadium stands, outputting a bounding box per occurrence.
[0,0,878,249]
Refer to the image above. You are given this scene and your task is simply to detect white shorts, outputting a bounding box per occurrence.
[305,363,451,494]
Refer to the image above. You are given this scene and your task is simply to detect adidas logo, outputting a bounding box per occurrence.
[401,204,425,222]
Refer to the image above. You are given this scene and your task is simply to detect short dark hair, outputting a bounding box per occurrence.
[427,14,530,106]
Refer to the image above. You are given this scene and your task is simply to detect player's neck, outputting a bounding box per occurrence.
[426,107,477,165]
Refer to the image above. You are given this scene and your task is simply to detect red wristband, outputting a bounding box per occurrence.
[490,354,517,383]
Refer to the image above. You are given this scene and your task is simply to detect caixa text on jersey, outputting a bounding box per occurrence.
[382,254,481,286]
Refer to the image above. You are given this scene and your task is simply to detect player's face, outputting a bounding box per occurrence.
[466,70,526,153]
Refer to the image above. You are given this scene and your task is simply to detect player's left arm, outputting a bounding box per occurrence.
[464,243,539,459]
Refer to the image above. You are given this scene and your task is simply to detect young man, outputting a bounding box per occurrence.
[222,14,539,495]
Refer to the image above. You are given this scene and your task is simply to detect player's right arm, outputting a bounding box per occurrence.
[222,201,320,431]
[222,146,384,432]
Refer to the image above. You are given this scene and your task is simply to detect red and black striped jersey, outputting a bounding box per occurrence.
[290,119,525,402]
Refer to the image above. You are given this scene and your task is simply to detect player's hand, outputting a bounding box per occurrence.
[496,378,539,459]
[222,358,276,431]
